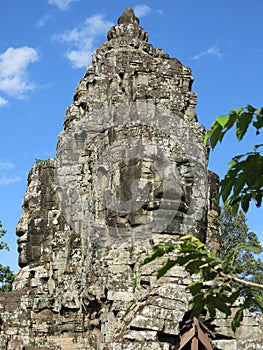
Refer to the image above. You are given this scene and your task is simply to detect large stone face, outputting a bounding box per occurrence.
[0,8,262,350]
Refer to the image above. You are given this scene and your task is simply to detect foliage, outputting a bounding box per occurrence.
[204,105,263,214]
[0,264,15,292]
[141,105,263,332]
[140,236,263,332]
[219,207,263,291]
[0,220,9,251]
[0,221,15,292]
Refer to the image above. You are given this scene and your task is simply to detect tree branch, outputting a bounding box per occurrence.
[219,271,263,290]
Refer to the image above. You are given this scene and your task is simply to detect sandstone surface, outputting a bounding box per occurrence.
[0,8,262,350]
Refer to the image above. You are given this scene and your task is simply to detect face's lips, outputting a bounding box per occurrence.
[17,237,28,245]
[17,243,29,268]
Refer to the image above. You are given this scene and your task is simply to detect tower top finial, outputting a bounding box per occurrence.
[107,7,148,42]
[118,8,139,25]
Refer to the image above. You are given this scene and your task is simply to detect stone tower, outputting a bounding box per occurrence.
[0,8,262,350]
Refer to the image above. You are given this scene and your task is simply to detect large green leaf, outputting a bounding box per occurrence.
[236,111,253,141]
[209,296,231,316]
[207,122,223,149]
[216,114,231,128]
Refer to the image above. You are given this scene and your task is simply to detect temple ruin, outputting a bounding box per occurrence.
[0,8,262,350]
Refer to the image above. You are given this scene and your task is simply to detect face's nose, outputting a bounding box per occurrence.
[16,219,28,242]
[16,228,25,237]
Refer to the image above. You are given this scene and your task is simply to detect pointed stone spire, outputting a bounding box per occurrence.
[107,7,148,42]
[118,7,139,25]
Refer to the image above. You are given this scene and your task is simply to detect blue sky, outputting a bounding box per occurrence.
[0,0,262,273]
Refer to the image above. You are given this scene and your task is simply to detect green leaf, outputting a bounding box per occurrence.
[233,172,246,196]
[253,144,263,151]
[216,114,231,128]
[228,290,241,304]
[236,111,253,141]
[230,200,240,215]
[140,245,167,266]
[228,159,237,169]
[247,105,256,113]
[190,299,205,318]
[185,259,207,274]
[209,122,223,149]
[187,281,203,295]
[192,292,206,304]
[202,266,217,281]
[220,177,233,203]
[156,258,177,279]
[241,194,250,213]
[175,251,203,266]
[210,296,231,316]
[232,308,244,332]
[207,302,216,318]
[236,243,261,255]
[179,240,198,252]
[196,240,206,249]
[253,108,263,131]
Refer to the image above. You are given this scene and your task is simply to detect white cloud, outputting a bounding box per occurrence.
[67,49,93,69]
[0,162,19,186]
[191,46,224,60]
[134,4,151,18]
[53,14,113,68]
[0,96,8,108]
[0,46,39,99]
[48,0,79,11]
[36,13,53,28]
[0,176,20,186]
[0,161,14,170]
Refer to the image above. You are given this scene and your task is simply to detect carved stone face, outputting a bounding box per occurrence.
[16,171,40,268]
[75,122,199,249]
[16,163,55,268]
[16,217,28,268]
[17,211,46,268]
